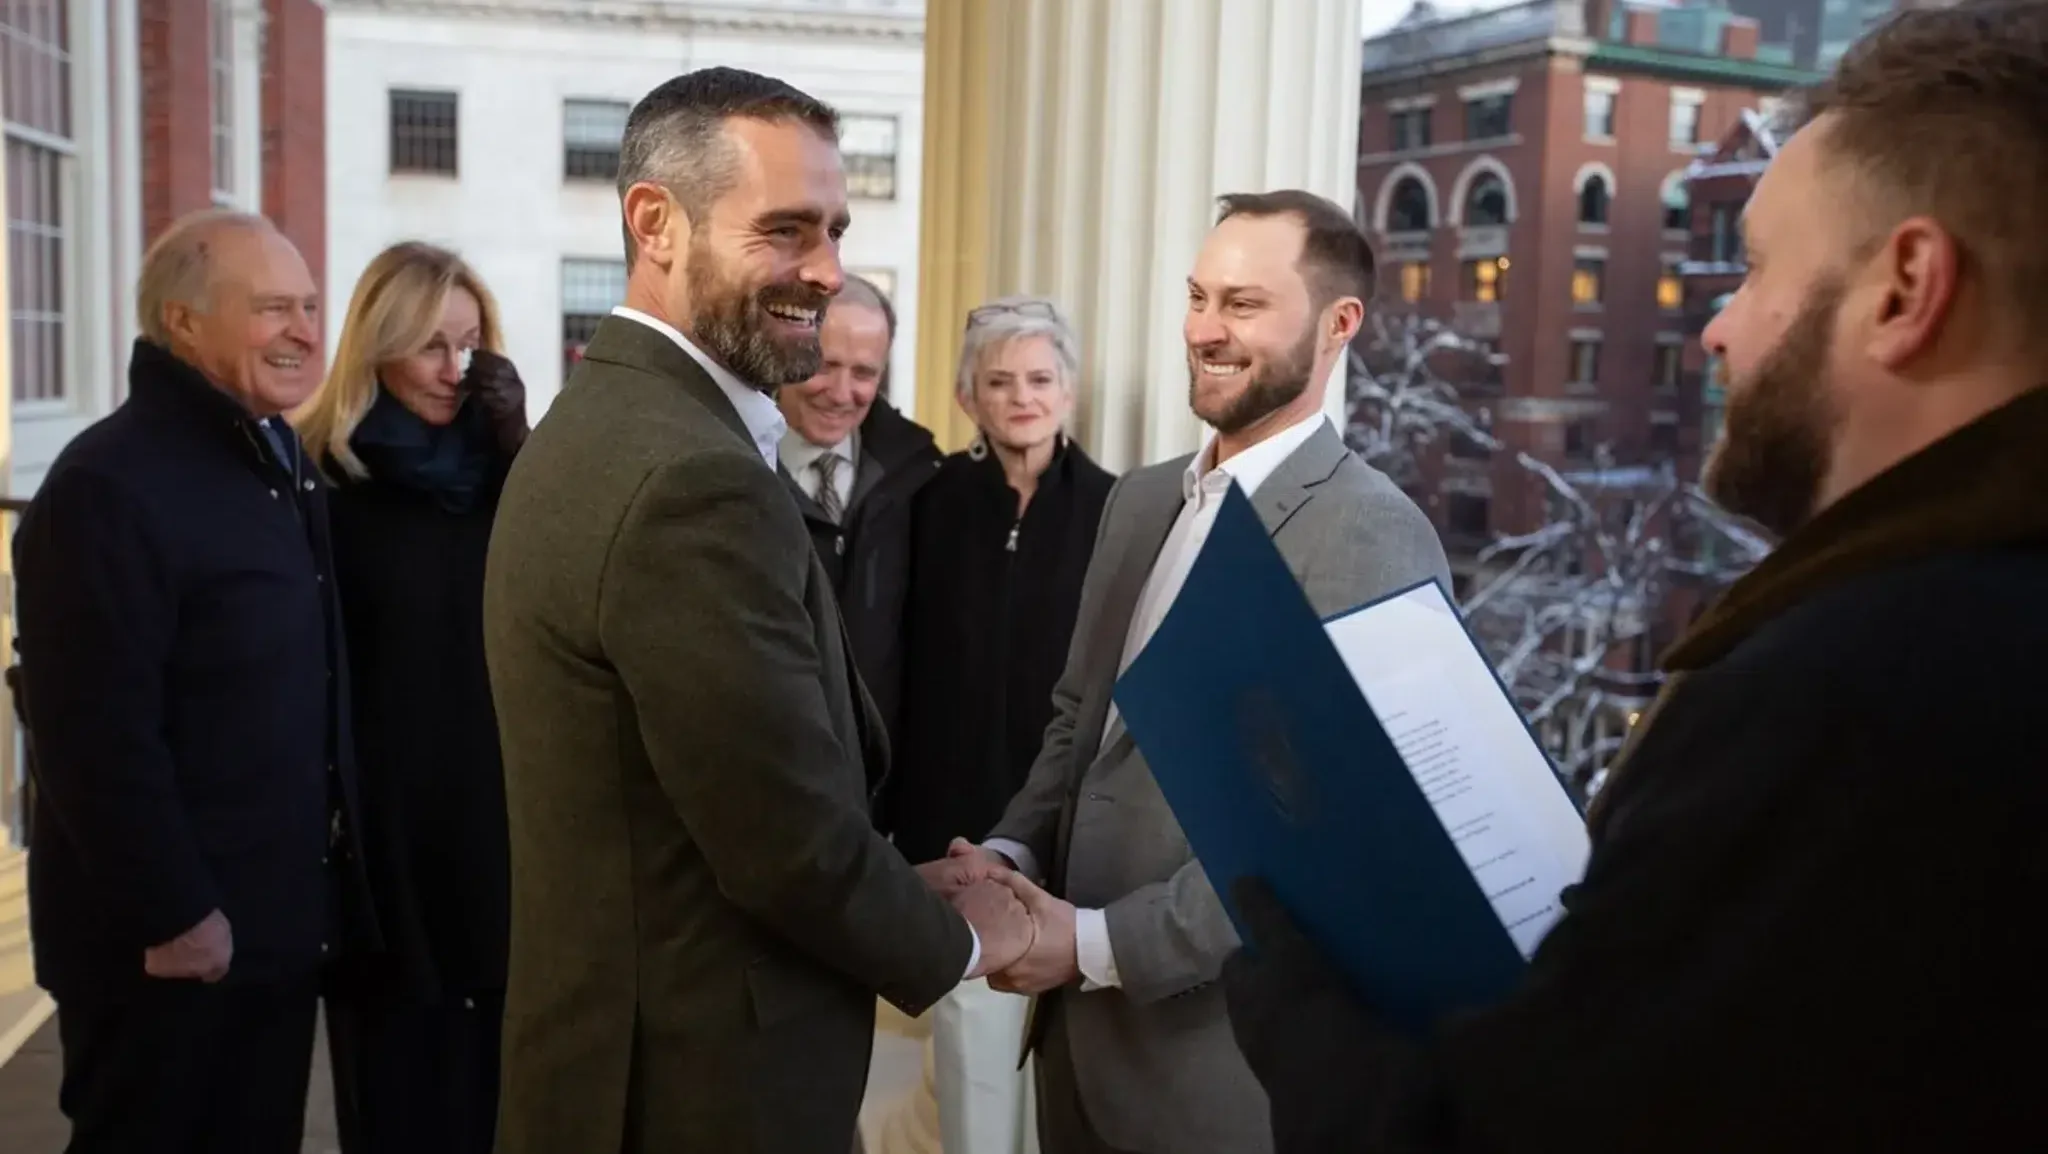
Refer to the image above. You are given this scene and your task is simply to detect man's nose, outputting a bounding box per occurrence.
[286,306,319,349]
[1185,310,1226,349]
[804,247,846,299]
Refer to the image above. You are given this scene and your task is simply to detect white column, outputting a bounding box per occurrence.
[916,0,1363,472]
[112,0,143,353]
[231,0,267,213]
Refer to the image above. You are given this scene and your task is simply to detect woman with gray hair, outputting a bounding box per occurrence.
[880,296,1114,1154]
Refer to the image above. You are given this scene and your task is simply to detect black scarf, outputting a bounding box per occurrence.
[349,386,496,514]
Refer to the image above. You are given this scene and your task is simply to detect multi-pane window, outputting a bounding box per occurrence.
[1662,174,1690,232]
[1464,94,1512,141]
[1398,260,1431,304]
[839,114,898,201]
[209,0,234,203]
[1391,108,1432,151]
[1709,204,1742,263]
[1583,89,1616,140]
[1669,95,1702,148]
[561,258,627,380]
[1464,174,1509,227]
[4,1,74,404]
[390,89,459,175]
[1655,342,1683,391]
[564,99,628,182]
[1657,262,1684,311]
[1569,339,1601,385]
[1387,177,1432,233]
[1571,259,1605,306]
[1463,257,1507,303]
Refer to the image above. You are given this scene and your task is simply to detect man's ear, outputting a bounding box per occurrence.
[161,301,204,350]
[1863,216,1960,371]
[1325,296,1367,349]
[622,182,686,269]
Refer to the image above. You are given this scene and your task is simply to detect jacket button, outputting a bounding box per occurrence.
[268,489,279,499]
[834,537,845,555]
[302,480,314,492]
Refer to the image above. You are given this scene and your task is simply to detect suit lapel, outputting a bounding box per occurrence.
[1074,466,1186,751]
[579,315,757,454]
[1250,422,1350,540]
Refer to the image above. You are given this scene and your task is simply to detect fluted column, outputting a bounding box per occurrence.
[914,0,1364,471]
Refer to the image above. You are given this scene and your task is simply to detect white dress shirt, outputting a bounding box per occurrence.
[987,411,1331,990]
[613,306,983,979]
[779,430,860,512]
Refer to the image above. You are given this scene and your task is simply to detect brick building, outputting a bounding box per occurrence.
[1353,0,1815,580]
[3,0,325,495]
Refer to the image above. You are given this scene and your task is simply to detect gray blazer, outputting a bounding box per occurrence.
[986,421,1452,1154]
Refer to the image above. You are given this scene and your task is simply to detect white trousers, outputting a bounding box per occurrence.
[931,978,1038,1154]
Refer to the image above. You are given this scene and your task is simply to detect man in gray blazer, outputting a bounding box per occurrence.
[931,190,1453,1154]
[483,69,1033,1154]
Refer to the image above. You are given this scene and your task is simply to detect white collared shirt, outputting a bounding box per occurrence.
[780,430,860,511]
[610,306,786,470]
[986,410,1331,992]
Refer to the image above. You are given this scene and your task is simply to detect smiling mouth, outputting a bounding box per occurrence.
[1196,357,1248,377]
[264,354,305,371]
[764,302,821,329]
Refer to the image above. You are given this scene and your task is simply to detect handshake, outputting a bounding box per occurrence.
[917,838,1082,995]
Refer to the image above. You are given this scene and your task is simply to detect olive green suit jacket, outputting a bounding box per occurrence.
[482,315,973,1154]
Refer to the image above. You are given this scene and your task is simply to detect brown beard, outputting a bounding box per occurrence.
[1192,322,1318,435]
[1704,277,1846,538]
[684,233,830,389]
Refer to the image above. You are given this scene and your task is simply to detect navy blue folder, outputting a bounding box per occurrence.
[1111,485,1530,1036]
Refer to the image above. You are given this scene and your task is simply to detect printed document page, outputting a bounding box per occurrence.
[1324,583,1592,957]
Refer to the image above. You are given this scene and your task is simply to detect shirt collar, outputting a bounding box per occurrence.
[1183,411,1329,501]
[611,306,785,469]
[778,429,857,475]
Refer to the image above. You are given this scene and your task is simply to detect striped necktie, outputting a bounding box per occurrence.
[812,453,844,523]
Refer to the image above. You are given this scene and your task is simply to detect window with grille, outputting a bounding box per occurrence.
[839,114,898,201]
[1463,256,1507,303]
[1569,339,1601,385]
[210,0,234,202]
[1464,94,1512,141]
[4,1,75,404]
[564,99,627,182]
[562,258,627,380]
[1571,259,1605,307]
[1655,342,1683,391]
[1391,108,1432,151]
[390,89,459,175]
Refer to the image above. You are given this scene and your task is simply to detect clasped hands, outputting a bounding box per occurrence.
[917,839,1080,995]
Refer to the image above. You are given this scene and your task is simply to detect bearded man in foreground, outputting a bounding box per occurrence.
[481,69,1034,1154]
[1220,5,2048,1151]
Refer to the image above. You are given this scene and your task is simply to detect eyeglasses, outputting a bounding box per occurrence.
[965,299,1062,331]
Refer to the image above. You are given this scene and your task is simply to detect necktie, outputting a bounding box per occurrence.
[813,453,844,523]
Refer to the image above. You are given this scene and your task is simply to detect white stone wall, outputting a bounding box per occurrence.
[325,1,928,418]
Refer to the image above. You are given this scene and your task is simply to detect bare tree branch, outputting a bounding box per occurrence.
[1344,311,1770,800]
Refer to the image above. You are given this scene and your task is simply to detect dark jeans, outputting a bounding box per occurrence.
[55,973,320,1154]
[325,988,503,1154]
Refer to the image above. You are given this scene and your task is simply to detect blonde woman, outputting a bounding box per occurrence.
[292,241,527,1154]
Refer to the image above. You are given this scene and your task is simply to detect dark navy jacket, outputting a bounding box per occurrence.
[13,338,376,1000]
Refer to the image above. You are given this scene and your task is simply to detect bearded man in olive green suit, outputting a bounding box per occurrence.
[482,68,1035,1154]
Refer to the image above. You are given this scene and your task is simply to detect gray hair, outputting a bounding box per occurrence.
[955,295,1082,402]
[136,209,275,345]
[617,67,840,263]
[831,273,897,398]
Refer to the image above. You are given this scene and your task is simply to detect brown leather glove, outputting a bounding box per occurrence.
[465,348,529,456]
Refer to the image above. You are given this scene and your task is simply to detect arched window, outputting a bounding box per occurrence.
[1388,176,1433,232]
[1661,171,1690,232]
[1578,174,1610,226]
[1466,174,1509,227]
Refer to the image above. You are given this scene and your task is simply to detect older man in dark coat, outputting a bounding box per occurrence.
[13,209,374,1152]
